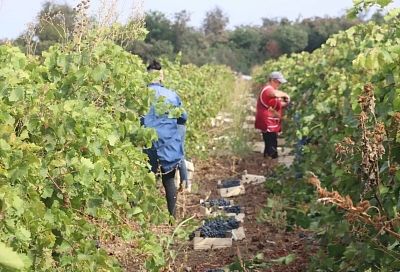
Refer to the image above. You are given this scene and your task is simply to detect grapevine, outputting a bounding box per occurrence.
[0,40,235,271]
[253,3,400,270]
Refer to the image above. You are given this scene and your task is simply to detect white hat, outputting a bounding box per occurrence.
[269,71,287,83]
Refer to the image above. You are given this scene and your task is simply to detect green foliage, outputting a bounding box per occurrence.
[13,2,359,74]
[0,242,29,270]
[253,9,400,271]
[162,57,235,157]
[202,7,229,44]
[272,25,309,54]
[145,11,174,43]
[0,38,234,271]
[128,10,358,74]
[348,0,394,18]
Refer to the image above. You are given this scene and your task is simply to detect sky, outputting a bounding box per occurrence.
[0,0,399,39]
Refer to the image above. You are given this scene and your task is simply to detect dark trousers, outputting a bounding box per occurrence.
[144,146,177,217]
[161,169,177,217]
[262,132,278,159]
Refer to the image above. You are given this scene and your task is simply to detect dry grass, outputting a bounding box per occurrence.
[209,78,256,157]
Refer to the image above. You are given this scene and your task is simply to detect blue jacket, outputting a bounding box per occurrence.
[143,83,187,172]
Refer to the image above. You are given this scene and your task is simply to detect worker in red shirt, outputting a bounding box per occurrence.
[255,71,290,159]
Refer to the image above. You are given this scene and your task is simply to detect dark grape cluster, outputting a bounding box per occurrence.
[189,218,240,240]
[205,269,225,272]
[223,205,241,214]
[203,198,231,207]
[223,217,240,229]
[220,179,241,188]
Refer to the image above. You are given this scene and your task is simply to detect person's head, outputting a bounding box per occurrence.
[268,71,287,88]
[147,60,164,83]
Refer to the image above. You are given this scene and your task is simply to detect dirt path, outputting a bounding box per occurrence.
[165,88,319,272]
[112,86,318,271]
[170,151,318,272]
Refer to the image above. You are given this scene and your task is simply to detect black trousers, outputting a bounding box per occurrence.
[262,132,278,159]
[161,169,177,217]
[144,146,177,217]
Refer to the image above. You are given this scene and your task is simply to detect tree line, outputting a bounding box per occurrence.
[3,2,385,74]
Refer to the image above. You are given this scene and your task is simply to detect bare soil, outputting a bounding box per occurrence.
[106,145,319,272]
[168,152,319,272]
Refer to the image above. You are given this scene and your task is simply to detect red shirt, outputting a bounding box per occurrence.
[255,85,283,132]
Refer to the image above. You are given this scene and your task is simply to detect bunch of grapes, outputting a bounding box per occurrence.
[224,217,240,229]
[219,179,241,188]
[204,198,231,207]
[189,218,240,239]
[223,205,241,214]
[205,269,225,272]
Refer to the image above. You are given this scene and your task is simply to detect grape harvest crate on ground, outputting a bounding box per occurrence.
[193,232,233,250]
[217,179,245,198]
[193,225,246,250]
[199,205,246,222]
[218,184,245,198]
[225,212,245,223]
[200,199,234,210]
[231,226,246,241]
[241,171,265,185]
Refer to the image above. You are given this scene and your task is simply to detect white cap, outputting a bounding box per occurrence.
[269,71,287,83]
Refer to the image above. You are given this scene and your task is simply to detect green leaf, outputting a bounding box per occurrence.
[107,133,119,146]
[94,161,105,179]
[0,139,11,151]
[140,172,154,186]
[130,207,143,216]
[41,186,54,198]
[12,195,24,215]
[303,114,315,123]
[377,0,392,7]
[379,185,389,195]
[272,253,296,265]
[0,242,26,270]
[328,244,346,257]
[15,226,31,242]
[92,63,108,82]
[81,157,94,170]
[9,87,24,101]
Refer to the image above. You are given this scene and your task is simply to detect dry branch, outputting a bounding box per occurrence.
[307,172,400,240]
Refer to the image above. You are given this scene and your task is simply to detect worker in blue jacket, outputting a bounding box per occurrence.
[142,60,187,217]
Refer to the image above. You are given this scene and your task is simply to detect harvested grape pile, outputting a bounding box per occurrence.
[189,218,240,239]
[204,198,232,207]
[218,179,241,188]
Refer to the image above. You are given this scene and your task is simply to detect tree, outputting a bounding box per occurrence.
[127,40,174,63]
[202,7,229,44]
[172,10,191,52]
[180,31,208,65]
[302,16,358,52]
[370,11,385,24]
[273,24,308,54]
[261,18,279,27]
[228,26,264,73]
[144,11,174,42]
